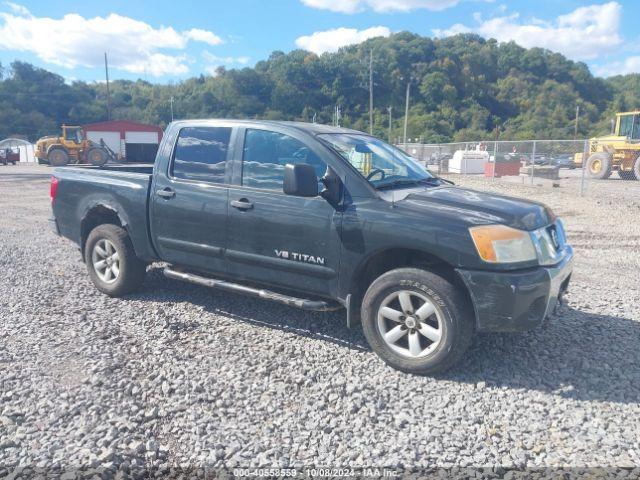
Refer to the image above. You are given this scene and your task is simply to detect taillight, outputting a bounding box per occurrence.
[50,176,59,203]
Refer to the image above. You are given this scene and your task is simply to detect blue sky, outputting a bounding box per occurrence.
[0,0,638,82]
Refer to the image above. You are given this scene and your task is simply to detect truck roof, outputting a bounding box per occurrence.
[170,119,365,136]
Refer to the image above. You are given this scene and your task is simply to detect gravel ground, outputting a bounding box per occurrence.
[1,164,639,476]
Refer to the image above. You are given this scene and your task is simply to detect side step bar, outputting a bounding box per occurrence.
[163,267,341,312]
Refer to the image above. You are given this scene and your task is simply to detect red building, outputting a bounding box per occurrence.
[82,120,164,163]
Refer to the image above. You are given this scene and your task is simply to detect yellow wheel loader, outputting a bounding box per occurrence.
[575,111,640,180]
[35,125,116,167]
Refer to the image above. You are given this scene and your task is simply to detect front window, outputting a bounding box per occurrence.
[318,133,435,190]
[242,129,327,191]
[64,127,83,143]
[619,115,638,139]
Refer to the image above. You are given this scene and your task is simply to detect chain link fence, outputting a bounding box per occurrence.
[396,138,640,197]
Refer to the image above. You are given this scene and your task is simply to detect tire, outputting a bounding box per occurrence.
[84,224,146,297]
[619,170,637,181]
[361,268,474,375]
[634,155,640,181]
[87,148,108,166]
[48,148,69,167]
[586,153,612,179]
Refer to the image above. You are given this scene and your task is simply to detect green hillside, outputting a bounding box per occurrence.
[0,32,636,143]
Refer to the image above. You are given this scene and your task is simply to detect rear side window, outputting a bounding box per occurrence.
[242,129,326,190]
[172,127,231,183]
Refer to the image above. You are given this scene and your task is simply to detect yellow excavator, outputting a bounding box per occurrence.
[576,111,640,180]
[35,125,116,166]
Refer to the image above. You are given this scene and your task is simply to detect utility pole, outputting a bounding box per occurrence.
[573,105,580,141]
[369,49,374,135]
[104,52,111,121]
[403,81,411,145]
[170,96,175,122]
[387,106,392,143]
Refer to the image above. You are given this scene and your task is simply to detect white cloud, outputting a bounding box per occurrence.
[185,28,223,46]
[301,0,460,13]
[4,1,29,16]
[202,51,250,74]
[593,56,640,77]
[433,2,622,61]
[295,26,391,55]
[202,51,250,65]
[122,53,190,77]
[0,4,224,76]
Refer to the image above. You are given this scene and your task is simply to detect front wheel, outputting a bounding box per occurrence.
[87,148,109,166]
[48,148,69,166]
[361,268,474,375]
[586,153,612,179]
[85,224,146,296]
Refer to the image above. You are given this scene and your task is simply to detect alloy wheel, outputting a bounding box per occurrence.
[377,290,443,358]
[91,239,120,284]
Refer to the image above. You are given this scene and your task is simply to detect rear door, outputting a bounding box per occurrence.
[150,124,235,274]
[226,126,342,297]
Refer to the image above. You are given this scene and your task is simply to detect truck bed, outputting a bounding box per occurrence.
[52,165,157,262]
[63,163,155,174]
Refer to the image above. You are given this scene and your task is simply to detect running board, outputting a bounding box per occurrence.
[163,267,341,312]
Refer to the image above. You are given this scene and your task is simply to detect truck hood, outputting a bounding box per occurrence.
[390,186,554,231]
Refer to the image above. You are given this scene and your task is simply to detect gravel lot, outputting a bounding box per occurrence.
[1,164,639,475]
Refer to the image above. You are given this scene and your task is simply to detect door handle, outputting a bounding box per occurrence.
[230,199,253,210]
[156,188,175,199]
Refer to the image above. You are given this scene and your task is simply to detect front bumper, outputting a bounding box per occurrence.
[457,246,574,332]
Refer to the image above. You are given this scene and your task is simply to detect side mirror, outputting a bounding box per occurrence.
[283,163,318,197]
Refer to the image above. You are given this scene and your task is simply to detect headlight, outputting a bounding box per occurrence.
[469,225,537,264]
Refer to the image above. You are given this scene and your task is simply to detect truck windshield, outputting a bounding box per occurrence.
[318,133,434,189]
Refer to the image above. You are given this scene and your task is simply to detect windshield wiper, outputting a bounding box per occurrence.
[375,178,441,190]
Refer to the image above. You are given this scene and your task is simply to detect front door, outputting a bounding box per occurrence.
[226,127,341,297]
[150,125,234,274]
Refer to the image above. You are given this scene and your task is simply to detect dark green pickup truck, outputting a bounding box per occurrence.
[50,120,573,374]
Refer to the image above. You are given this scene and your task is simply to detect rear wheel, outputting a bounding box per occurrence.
[48,148,69,167]
[85,224,146,297]
[87,148,108,166]
[586,153,612,179]
[361,268,474,375]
